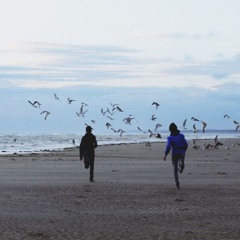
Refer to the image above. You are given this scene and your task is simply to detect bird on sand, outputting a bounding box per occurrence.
[40,111,50,120]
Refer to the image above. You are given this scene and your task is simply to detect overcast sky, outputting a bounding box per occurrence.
[0,0,240,134]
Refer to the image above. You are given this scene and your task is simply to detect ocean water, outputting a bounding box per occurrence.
[0,130,239,154]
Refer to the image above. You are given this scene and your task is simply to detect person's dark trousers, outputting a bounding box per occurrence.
[172,154,185,188]
[84,154,95,182]
[89,158,94,181]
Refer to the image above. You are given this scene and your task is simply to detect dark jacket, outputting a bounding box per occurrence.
[165,131,188,156]
[80,133,97,159]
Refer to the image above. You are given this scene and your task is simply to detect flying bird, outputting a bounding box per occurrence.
[151,115,157,121]
[106,122,112,129]
[67,98,75,104]
[155,123,163,131]
[123,115,134,125]
[137,126,146,133]
[152,102,160,109]
[224,114,231,119]
[76,110,88,117]
[115,106,124,112]
[40,111,50,120]
[191,117,199,121]
[193,123,197,133]
[54,93,60,101]
[118,129,125,137]
[233,120,240,132]
[28,100,41,108]
[181,119,187,129]
[201,121,207,133]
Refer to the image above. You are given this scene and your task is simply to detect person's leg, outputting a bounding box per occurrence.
[84,155,89,169]
[172,156,180,188]
[89,158,94,182]
[179,156,185,173]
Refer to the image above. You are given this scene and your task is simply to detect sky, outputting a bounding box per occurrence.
[0,0,240,134]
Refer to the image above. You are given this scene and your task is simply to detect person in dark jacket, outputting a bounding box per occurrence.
[164,123,188,189]
[80,126,98,182]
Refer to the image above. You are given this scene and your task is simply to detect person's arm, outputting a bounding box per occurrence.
[163,137,171,161]
[93,136,98,149]
[79,138,84,160]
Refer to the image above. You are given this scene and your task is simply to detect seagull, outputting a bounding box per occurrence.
[28,100,41,108]
[67,98,75,104]
[224,114,231,119]
[123,115,134,125]
[101,108,108,116]
[233,120,240,132]
[110,103,120,111]
[107,116,114,121]
[115,106,124,112]
[54,93,60,101]
[145,142,151,147]
[233,120,239,125]
[193,123,197,133]
[151,115,157,121]
[182,119,187,129]
[111,128,118,133]
[76,110,88,117]
[106,122,112,129]
[201,121,207,133]
[40,111,50,120]
[137,126,146,133]
[118,129,125,137]
[191,117,199,121]
[152,102,160,109]
[155,123,163,131]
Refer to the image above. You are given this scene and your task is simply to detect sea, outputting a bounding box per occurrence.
[0,130,239,155]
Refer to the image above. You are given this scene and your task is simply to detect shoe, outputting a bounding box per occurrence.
[176,183,180,189]
[89,178,94,182]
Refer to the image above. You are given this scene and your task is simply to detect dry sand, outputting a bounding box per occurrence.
[0,138,239,240]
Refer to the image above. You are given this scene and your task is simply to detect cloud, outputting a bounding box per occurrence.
[145,31,217,40]
[0,42,142,89]
[1,42,240,91]
[163,54,240,79]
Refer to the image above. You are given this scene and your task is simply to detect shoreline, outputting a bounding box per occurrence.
[1,137,239,156]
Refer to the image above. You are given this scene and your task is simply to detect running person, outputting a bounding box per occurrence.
[164,123,188,189]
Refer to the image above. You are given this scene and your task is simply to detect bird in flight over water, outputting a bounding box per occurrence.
[40,111,50,120]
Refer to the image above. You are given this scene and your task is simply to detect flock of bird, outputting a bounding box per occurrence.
[28,93,240,138]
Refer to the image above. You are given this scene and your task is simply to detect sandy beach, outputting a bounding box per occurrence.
[0,138,239,240]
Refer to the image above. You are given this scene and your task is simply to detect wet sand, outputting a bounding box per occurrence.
[0,139,239,239]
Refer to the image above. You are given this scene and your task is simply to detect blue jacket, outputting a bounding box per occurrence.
[165,132,188,156]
